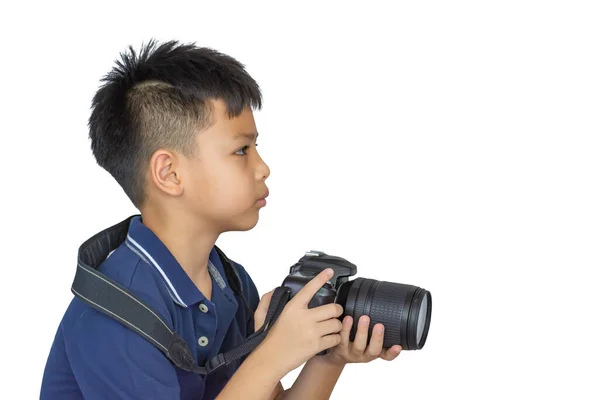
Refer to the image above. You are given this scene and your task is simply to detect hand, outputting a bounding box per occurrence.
[320,315,402,366]
[258,269,345,376]
[254,289,275,331]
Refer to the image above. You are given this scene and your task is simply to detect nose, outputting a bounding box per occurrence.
[255,154,270,181]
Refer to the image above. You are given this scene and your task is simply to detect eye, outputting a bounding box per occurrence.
[235,143,258,156]
[235,145,249,156]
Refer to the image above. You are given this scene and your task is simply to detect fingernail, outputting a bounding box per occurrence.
[360,316,369,325]
[325,268,334,276]
[375,325,384,334]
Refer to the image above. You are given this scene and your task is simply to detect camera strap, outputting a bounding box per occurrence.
[71,215,291,376]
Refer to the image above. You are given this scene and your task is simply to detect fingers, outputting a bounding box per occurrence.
[352,315,370,353]
[319,333,342,352]
[257,290,275,311]
[292,268,334,306]
[254,289,275,329]
[310,303,344,322]
[380,345,402,361]
[367,323,385,357]
[255,290,275,317]
[339,316,352,347]
[318,318,343,337]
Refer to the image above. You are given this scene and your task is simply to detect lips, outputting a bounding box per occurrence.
[256,189,269,207]
[258,189,269,201]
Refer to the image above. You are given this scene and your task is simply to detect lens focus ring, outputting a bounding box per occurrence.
[351,279,406,349]
[369,281,407,348]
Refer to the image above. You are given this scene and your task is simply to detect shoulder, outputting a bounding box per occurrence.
[57,245,181,393]
[67,242,177,334]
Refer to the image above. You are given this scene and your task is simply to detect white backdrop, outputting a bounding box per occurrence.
[1,1,599,399]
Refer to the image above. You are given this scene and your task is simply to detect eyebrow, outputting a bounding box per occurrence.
[233,132,259,141]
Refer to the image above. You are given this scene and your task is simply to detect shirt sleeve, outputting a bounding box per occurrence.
[64,307,185,400]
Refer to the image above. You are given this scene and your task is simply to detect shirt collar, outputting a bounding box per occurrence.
[125,215,237,309]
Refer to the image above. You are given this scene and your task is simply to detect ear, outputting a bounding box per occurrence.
[148,150,184,198]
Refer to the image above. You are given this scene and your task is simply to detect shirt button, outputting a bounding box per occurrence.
[198,336,209,347]
[199,303,209,313]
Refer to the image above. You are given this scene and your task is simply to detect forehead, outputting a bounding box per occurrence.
[203,98,257,140]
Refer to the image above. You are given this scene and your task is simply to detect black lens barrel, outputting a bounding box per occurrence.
[339,278,431,350]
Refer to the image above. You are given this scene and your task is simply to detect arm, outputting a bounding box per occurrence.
[280,356,344,399]
[224,268,346,400]
[215,341,287,400]
[223,302,342,400]
[245,282,342,399]
[217,346,345,400]
[235,265,286,400]
[279,315,403,399]
[222,356,341,400]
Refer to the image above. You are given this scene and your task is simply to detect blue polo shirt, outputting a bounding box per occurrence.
[40,216,261,399]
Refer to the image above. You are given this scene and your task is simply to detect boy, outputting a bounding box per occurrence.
[40,39,402,400]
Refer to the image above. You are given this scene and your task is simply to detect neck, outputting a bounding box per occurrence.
[140,209,220,286]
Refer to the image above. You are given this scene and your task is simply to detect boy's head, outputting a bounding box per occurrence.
[88,39,270,232]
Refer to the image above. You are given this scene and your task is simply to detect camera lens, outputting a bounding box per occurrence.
[416,294,428,344]
[336,278,432,350]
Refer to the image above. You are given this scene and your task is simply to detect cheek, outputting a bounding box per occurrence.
[206,164,254,210]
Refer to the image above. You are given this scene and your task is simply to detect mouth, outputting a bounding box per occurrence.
[256,189,269,207]
[258,189,269,201]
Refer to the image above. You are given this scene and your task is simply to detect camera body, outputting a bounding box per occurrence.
[281,250,356,309]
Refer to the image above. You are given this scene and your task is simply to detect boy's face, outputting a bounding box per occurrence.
[174,99,270,232]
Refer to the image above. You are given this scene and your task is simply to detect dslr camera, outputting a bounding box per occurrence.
[282,250,432,350]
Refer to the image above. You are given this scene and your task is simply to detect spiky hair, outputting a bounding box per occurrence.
[88,39,262,208]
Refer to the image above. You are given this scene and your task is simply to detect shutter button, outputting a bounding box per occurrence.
[198,336,209,347]
[199,303,209,313]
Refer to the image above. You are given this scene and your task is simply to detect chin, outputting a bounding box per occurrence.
[223,212,260,232]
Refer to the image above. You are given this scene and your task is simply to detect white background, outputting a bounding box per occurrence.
[1,1,599,399]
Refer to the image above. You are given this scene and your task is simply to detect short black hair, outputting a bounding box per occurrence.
[88,39,262,208]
